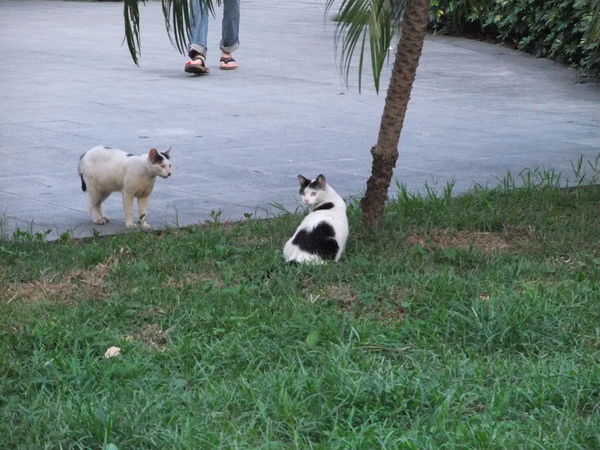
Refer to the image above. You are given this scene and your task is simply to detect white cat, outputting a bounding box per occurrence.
[78,145,172,230]
[284,174,349,264]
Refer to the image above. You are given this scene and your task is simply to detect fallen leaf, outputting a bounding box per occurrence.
[104,346,121,358]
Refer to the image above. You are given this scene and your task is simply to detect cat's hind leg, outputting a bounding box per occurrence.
[88,189,111,224]
[137,195,152,230]
[283,238,324,264]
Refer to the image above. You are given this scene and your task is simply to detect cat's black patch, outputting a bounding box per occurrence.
[314,202,334,211]
[150,151,164,164]
[126,153,135,157]
[292,222,339,260]
[160,152,170,160]
[299,176,311,195]
[308,179,321,190]
[299,178,326,195]
[309,175,326,191]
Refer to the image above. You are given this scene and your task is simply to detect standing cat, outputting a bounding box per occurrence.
[78,145,172,230]
[284,174,349,264]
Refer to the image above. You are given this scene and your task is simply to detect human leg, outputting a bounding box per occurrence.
[219,0,240,69]
[220,0,240,53]
[188,0,209,58]
[185,0,210,73]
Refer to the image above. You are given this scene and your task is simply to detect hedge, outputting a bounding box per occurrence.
[429,0,600,76]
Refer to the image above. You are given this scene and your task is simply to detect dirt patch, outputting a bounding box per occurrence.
[321,283,358,311]
[378,286,410,324]
[378,306,407,325]
[163,271,224,289]
[408,226,537,253]
[3,279,80,305]
[137,307,168,321]
[68,261,113,298]
[127,323,168,352]
[2,247,130,304]
[318,284,407,324]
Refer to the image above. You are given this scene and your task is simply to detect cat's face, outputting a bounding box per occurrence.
[298,174,327,207]
[148,148,172,179]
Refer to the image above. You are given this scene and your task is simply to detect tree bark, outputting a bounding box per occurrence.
[360,0,430,226]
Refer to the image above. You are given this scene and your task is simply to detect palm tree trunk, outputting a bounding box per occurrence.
[360,0,430,226]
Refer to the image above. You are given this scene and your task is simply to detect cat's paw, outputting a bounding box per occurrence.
[93,216,110,225]
[125,222,137,229]
[141,223,152,231]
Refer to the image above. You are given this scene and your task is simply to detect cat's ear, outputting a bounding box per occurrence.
[162,147,172,159]
[148,148,161,163]
[297,175,310,187]
[315,174,327,189]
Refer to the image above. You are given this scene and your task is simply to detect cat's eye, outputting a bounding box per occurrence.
[310,192,316,196]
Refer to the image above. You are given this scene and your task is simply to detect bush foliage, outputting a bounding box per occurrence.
[430,0,600,76]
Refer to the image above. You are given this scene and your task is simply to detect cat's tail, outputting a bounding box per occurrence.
[78,154,87,192]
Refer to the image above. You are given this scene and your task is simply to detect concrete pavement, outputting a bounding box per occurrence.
[1,0,599,240]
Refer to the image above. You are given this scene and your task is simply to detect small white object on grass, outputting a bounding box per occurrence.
[104,346,121,358]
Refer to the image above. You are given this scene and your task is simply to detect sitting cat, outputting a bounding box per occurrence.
[78,145,172,230]
[284,174,349,264]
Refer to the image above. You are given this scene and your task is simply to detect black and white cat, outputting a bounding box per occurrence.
[284,174,349,264]
[78,145,172,230]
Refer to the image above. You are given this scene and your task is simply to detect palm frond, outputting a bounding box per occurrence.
[124,0,144,65]
[588,0,600,43]
[161,0,220,57]
[326,0,406,93]
[123,0,221,65]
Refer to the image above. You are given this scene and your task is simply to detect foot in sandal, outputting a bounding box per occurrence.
[219,52,238,70]
[185,54,210,74]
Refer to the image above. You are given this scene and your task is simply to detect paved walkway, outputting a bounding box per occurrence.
[1,0,599,240]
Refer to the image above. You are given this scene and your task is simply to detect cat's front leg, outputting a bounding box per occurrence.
[137,196,152,230]
[122,192,137,229]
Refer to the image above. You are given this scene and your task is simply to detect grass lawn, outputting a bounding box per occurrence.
[1,167,599,449]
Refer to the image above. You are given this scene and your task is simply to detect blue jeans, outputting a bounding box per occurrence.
[188,0,240,58]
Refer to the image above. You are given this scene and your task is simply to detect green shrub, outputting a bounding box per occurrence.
[430,0,600,76]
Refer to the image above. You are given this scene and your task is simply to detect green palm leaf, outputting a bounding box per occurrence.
[589,0,600,42]
[123,0,143,65]
[123,0,220,65]
[326,0,406,93]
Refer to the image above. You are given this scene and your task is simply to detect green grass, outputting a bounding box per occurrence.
[1,167,600,449]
